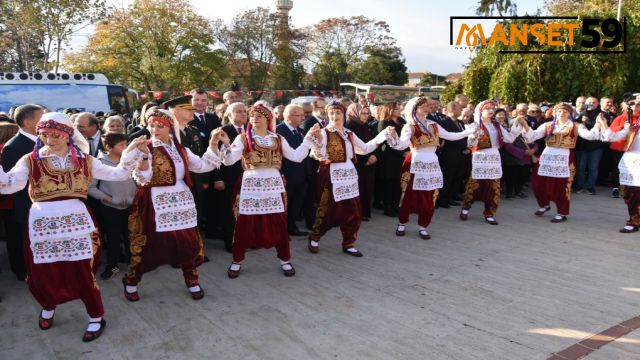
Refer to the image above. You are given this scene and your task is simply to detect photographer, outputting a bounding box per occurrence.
[574,97,606,195]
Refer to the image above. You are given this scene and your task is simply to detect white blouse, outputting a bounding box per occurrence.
[0,147,140,195]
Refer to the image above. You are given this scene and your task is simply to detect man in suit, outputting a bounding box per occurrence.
[276,104,309,236]
[437,101,468,208]
[300,98,327,229]
[74,112,104,157]
[189,88,221,142]
[1,104,43,281]
[219,102,248,251]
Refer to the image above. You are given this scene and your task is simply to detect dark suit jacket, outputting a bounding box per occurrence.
[276,122,309,185]
[1,133,35,224]
[438,116,468,152]
[378,119,406,179]
[180,125,209,188]
[190,112,221,142]
[88,130,105,157]
[301,115,325,132]
[220,123,245,188]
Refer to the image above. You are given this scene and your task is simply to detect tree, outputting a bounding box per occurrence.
[476,0,518,16]
[0,0,103,72]
[270,11,306,89]
[214,8,279,90]
[352,47,408,85]
[64,0,226,92]
[458,0,639,104]
[302,16,399,88]
[418,72,448,87]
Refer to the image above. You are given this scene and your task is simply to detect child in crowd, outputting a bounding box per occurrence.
[89,132,138,279]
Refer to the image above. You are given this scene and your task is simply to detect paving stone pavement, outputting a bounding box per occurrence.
[0,186,639,360]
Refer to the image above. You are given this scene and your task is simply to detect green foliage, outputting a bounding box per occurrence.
[64,0,226,92]
[459,0,640,104]
[352,48,408,85]
[441,80,464,103]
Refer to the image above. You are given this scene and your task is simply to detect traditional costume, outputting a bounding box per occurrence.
[222,104,312,278]
[391,97,475,238]
[523,103,601,222]
[602,110,640,232]
[306,101,392,257]
[460,100,522,225]
[123,108,220,301]
[0,112,139,341]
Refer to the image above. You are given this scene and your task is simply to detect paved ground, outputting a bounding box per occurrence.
[1,186,639,360]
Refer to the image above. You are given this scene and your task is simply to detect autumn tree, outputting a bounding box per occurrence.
[419,72,448,87]
[476,0,518,16]
[352,47,408,85]
[302,16,399,88]
[64,0,226,92]
[0,0,105,72]
[214,8,279,90]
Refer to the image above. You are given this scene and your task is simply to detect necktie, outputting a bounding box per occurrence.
[199,114,205,124]
[88,137,94,155]
[237,127,243,134]
[292,129,301,140]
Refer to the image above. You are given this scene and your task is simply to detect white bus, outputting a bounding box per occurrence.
[0,72,137,114]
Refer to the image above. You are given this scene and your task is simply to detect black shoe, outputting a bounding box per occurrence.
[438,202,450,208]
[550,215,568,223]
[620,226,639,233]
[289,229,309,236]
[534,206,551,216]
[612,188,620,198]
[100,264,119,280]
[516,192,528,199]
[448,200,461,206]
[587,188,596,195]
[203,256,210,263]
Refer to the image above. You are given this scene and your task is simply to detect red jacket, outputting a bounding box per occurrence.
[610,113,640,152]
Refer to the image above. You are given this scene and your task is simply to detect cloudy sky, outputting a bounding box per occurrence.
[71,0,547,75]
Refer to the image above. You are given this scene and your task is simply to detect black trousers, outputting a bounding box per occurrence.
[100,204,130,266]
[439,149,465,205]
[357,166,376,218]
[302,173,318,228]
[610,150,624,188]
[382,177,401,212]
[286,182,307,231]
[4,212,26,280]
[504,164,529,196]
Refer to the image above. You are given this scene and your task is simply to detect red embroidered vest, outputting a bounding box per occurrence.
[475,120,504,151]
[410,123,440,149]
[27,151,91,202]
[140,142,193,188]
[545,122,577,149]
[323,129,357,164]
[240,134,284,170]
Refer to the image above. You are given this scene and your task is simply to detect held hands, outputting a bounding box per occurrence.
[210,128,230,150]
[307,123,321,137]
[385,126,397,138]
[595,114,608,130]
[128,136,149,154]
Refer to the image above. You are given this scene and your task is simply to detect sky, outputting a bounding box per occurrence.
[71,0,547,75]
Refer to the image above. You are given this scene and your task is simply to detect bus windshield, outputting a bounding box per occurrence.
[0,84,112,113]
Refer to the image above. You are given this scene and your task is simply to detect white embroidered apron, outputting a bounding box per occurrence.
[537,146,571,178]
[28,199,95,264]
[619,151,640,186]
[471,148,502,179]
[329,161,359,201]
[238,168,286,215]
[410,148,443,190]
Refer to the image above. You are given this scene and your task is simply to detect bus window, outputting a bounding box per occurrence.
[107,85,128,114]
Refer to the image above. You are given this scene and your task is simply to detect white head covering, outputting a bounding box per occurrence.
[37,112,90,154]
[403,97,428,125]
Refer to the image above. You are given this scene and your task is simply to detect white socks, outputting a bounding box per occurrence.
[461,209,469,215]
[188,285,201,293]
[419,228,428,235]
[397,224,406,232]
[41,309,54,319]
[345,247,359,253]
[310,240,319,247]
[624,225,636,230]
[126,285,137,293]
[229,263,241,271]
[281,262,293,271]
[87,317,102,332]
[538,207,548,212]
